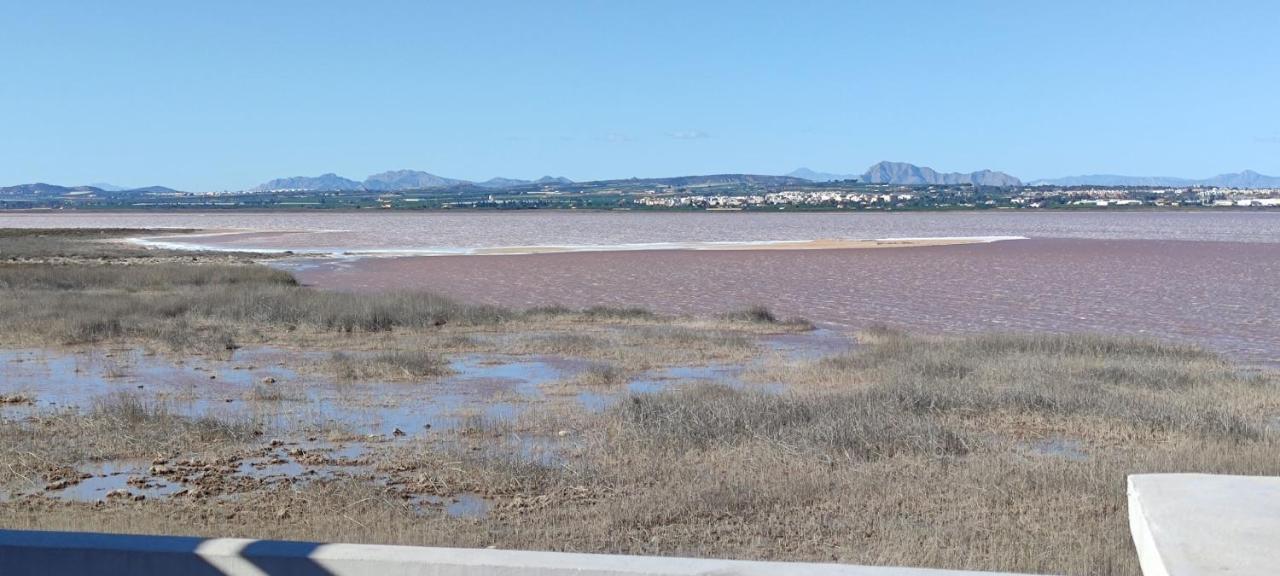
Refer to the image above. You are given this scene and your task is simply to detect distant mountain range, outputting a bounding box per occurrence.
[1029,170,1280,188]
[787,162,1280,189]
[250,170,574,192]
[0,183,98,196]
[6,164,1280,196]
[252,173,362,192]
[785,168,861,182]
[789,162,1022,187]
[861,161,1022,187]
[0,183,178,196]
[593,174,808,187]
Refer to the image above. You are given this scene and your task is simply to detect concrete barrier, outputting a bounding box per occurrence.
[0,529,1038,576]
[1128,474,1280,576]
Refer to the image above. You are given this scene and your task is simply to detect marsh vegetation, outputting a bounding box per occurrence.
[0,230,796,359]
[1,229,1277,576]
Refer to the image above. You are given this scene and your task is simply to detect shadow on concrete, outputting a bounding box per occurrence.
[242,538,334,575]
[0,529,336,575]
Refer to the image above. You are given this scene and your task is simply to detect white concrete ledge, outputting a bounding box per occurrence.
[0,529,1038,576]
[1129,474,1280,576]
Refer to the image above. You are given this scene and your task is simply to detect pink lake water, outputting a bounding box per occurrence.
[2,210,1278,364]
[2,210,1279,253]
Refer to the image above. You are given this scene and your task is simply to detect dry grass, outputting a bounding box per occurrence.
[718,304,815,331]
[0,228,184,260]
[326,350,453,382]
[526,305,658,322]
[297,331,1274,574]
[611,383,969,460]
[574,364,630,388]
[0,262,296,291]
[0,393,34,405]
[508,326,756,370]
[25,330,1254,575]
[0,230,505,350]
[0,231,804,362]
[761,329,1271,443]
[11,230,1274,574]
[0,267,503,351]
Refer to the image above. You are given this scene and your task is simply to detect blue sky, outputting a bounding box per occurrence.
[3,1,1278,191]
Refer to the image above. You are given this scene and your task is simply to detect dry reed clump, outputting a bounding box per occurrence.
[0,264,510,350]
[510,326,755,370]
[525,305,659,322]
[2,293,242,350]
[789,330,1272,442]
[717,304,815,330]
[0,263,296,291]
[0,393,34,405]
[575,364,630,388]
[453,413,517,439]
[185,286,512,332]
[326,350,453,382]
[541,363,633,396]
[611,383,970,460]
[246,382,296,402]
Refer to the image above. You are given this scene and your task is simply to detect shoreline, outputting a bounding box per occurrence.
[282,237,1280,368]
[4,206,1279,215]
[127,232,1029,258]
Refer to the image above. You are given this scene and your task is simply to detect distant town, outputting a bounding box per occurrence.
[4,180,1279,212]
[4,162,1279,211]
[628,183,1280,210]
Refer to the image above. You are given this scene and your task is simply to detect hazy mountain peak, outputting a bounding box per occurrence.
[786,168,860,182]
[252,173,362,192]
[861,161,1022,187]
[362,170,468,190]
[1031,170,1280,188]
[476,177,531,188]
[1203,170,1280,188]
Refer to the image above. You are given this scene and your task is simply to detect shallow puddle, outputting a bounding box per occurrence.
[628,363,742,394]
[48,461,186,502]
[575,350,811,411]
[0,348,579,438]
[576,391,613,412]
[762,328,854,361]
[2,331,835,504]
[0,347,300,416]
[419,493,491,518]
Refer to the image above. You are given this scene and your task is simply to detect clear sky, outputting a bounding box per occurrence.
[3,1,1279,191]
